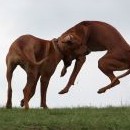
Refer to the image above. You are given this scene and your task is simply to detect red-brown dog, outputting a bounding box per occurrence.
[6,35,64,109]
[57,21,130,94]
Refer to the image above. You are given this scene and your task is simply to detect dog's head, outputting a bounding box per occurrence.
[57,34,90,58]
[58,34,81,52]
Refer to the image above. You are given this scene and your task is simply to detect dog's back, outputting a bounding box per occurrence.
[6,35,51,69]
[62,21,130,52]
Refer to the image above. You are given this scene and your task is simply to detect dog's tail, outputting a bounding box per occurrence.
[22,41,52,66]
[111,69,130,86]
[117,69,130,79]
[108,68,130,88]
[23,52,50,66]
[22,38,59,66]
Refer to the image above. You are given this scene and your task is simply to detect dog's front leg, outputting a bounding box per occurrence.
[59,56,86,94]
[60,66,67,77]
[60,60,72,77]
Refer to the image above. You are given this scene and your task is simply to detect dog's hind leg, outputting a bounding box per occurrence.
[40,76,51,109]
[6,58,17,108]
[20,74,39,107]
[97,53,130,94]
[97,72,120,94]
[23,67,38,109]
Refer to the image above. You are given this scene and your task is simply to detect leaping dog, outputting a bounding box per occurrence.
[57,21,130,94]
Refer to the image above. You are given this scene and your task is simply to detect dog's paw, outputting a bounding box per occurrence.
[20,99,24,107]
[60,69,67,77]
[59,89,69,94]
[97,88,106,94]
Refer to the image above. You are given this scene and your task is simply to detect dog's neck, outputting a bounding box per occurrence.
[45,42,51,57]
[52,41,64,59]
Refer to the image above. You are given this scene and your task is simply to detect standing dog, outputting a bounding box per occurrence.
[57,21,130,94]
[6,35,64,109]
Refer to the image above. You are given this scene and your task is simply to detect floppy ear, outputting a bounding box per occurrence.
[62,34,73,43]
[52,38,58,43]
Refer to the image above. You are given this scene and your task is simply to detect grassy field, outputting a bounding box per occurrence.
[0,107,130,130]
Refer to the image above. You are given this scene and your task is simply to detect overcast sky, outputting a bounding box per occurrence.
[0,0,130,108]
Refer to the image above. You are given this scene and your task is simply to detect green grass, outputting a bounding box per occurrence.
[0,107,130,130]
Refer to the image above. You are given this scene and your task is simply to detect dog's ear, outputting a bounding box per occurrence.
[62,35,73,43]
[52,38,58,43]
